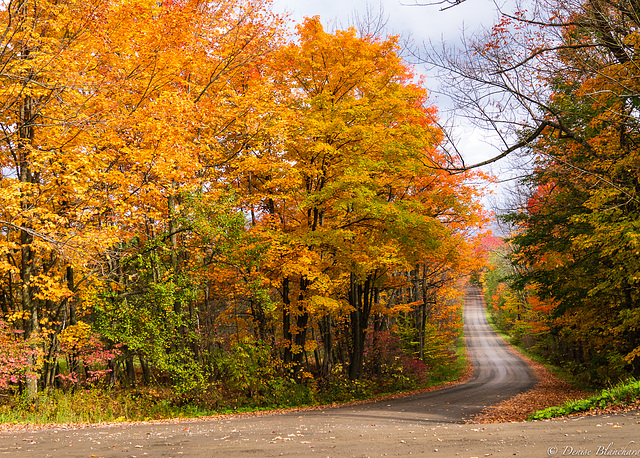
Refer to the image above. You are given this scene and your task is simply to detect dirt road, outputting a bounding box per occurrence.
[2,285,639,457]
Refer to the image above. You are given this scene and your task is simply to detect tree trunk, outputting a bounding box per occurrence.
[282,277,292,366]
[139,354,151,385]
[319,314,333,379]
[282,276,309,374]
[348,273,375,380]
[125,356,136,388]
[292,277,309,370]
[19,90,39,399]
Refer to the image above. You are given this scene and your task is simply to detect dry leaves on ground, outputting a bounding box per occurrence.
[471,348,592,423]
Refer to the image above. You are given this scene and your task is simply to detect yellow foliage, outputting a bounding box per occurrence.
[5,311,28,323]
[307,295,344,314]
[303,340,317,352]
[59,322,92,348]
[388,301,421,315]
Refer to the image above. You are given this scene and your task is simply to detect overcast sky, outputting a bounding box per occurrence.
[271,0,507,45]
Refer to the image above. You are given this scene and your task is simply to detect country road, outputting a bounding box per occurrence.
[2,285,639,457]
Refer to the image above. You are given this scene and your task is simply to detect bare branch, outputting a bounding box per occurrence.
[444,121,551,173]
[402,0,467,11]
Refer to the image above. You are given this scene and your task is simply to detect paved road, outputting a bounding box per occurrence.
[308,285,538,425]
[5,286,635,458]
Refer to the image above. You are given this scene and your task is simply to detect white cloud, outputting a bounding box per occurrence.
[271,0,507,44]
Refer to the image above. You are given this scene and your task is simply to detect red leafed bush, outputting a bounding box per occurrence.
[57,322,121,388]
[0,321,41,390]
[364,331,430,387]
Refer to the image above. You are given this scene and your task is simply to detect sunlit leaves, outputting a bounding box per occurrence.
[0,0,487,393]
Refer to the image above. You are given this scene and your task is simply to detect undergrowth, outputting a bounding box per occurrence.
[528,378,640,420]
[0,351,467,425]
[0,323,469,426]
[0,388,216,424]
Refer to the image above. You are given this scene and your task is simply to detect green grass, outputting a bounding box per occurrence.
[441,325,469,382]
[0,388,218,425]
[528,378,640,420]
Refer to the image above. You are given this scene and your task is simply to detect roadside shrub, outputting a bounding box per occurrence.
[213,337,316,408]
[57,322,120,389]
[364,331,430,391]
[0,320,42,391]
[317,364,376,403]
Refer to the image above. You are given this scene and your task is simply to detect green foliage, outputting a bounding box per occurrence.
[316,364,376,402]
[215,338,278,395]
[213,337,316,408]
[394,314,454,369]
[92,235,211,396]
[528,378,640,420]
[0,388,217,424]
[165,351,209,398]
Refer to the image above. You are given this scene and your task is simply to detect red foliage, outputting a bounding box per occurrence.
[364,331,430,385]
[0,321,40,389]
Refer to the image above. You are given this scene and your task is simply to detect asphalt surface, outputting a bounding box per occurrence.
[2,285,639,457]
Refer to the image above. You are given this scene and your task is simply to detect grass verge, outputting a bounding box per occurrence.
[528,378,640,420]
[0,388,218,425]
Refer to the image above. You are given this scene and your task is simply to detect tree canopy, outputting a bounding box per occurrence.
[0,0,486,402]
[453,0,640,382]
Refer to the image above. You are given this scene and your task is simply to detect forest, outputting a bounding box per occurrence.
[1,0,639,421]
[0,0,487,417]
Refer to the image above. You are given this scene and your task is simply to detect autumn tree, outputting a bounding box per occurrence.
[0,0,286,395]
[88,0,285,391]
[0,0,486,400]
[232,17,487,380]
[0,0,127,398]
[432,0,640,381]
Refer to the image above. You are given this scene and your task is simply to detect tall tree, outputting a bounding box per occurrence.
[241,17,486,379]
[0,0,286,395]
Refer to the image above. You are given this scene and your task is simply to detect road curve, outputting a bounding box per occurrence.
[319,284,538,424]
[0,285,541,457]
